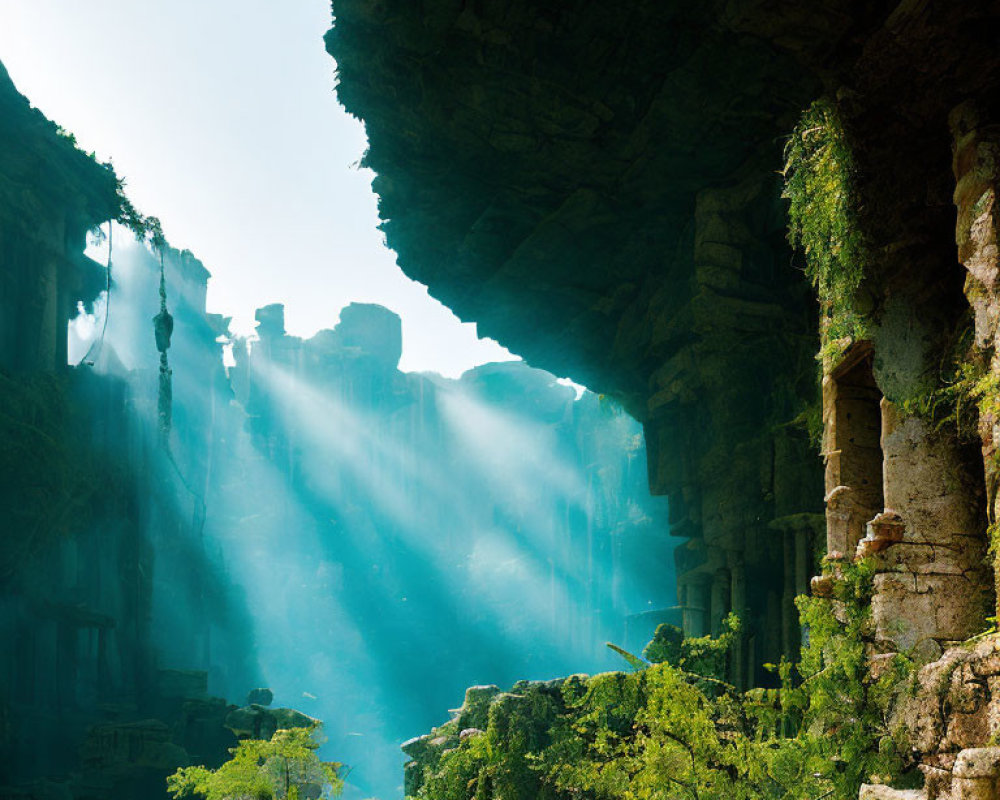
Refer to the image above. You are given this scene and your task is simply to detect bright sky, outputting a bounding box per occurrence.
[0,1,516,376]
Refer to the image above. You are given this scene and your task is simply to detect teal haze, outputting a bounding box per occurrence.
[64,234,678,798]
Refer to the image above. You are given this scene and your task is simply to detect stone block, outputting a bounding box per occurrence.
[952,749,1000,800]
[156,669,208,699]
[916,574,993,643]
[872,571,992,654]
[954,747,1000,779]
[918,762,952,800]
[954,777,999,800]
[246,687,273,707]
[858,784,925,799]
[868,542,969,576]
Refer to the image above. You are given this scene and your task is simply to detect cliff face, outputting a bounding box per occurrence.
[328,2,1000,796]
[327,0,856,687]
[326,0,831,410]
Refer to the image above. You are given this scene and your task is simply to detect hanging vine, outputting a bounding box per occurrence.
[153,248,174,440]
[782,98,870,365]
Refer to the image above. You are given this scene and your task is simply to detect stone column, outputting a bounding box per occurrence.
[952,99,1000,618]
[864,400,992,659]
[681,575,710,638]
[728,551,747,689]
[709,568,730,636]
[782,529,797,661]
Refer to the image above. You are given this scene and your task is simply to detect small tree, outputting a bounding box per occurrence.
[167,725,343,800]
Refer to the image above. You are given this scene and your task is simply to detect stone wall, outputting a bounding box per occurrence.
[0,64,248,798]
[952,96,1000,615]
[886,636,1000,800]
[0,62,116,374]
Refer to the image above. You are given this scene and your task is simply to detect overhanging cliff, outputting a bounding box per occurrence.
[326,1,1000,694]
[325,1,842,413]
[325,0,851,685]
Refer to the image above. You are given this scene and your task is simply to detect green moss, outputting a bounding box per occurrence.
[783,99,870,364]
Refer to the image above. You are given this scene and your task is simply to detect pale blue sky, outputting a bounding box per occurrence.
[0,0,517,376]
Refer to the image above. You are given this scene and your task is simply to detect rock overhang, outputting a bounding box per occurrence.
[324,0,843,414]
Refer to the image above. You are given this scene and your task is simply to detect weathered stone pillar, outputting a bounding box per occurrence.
[779,529,794,661]
[863,400,991,659]
[709,568,729,636]
[952,99,1000,618]
[681,575,710,638]
[728,551,747,689]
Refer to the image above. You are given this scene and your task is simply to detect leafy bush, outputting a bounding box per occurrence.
[409,562,917,800]
[167,725,342,800]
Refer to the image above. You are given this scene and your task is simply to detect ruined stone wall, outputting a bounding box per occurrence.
[952,96,1000,614]
[812,1,1000,673]
[0,62,116,374]
[810,9,1000,797]
[0,64,248,798]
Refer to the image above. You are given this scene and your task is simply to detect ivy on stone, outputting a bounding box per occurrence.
[783,99,870,362]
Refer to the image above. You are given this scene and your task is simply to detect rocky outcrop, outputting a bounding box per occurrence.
[327,0,1000,688]
[324,0,849,687]
[224,703,317,741]
[889,636,1000,799]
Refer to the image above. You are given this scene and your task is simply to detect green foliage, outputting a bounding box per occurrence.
[49,117,166,248]
[167,726,342,800]
[783,99,870,362]
[606,642,649,672]
[787,400,824,452]
[792,559,915,795]
[676,614,740,687]
[637,615,739,685]
[641,624,683,665]
[114,184,167,250]
[894,321,989,440]
[412,568,918,800]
